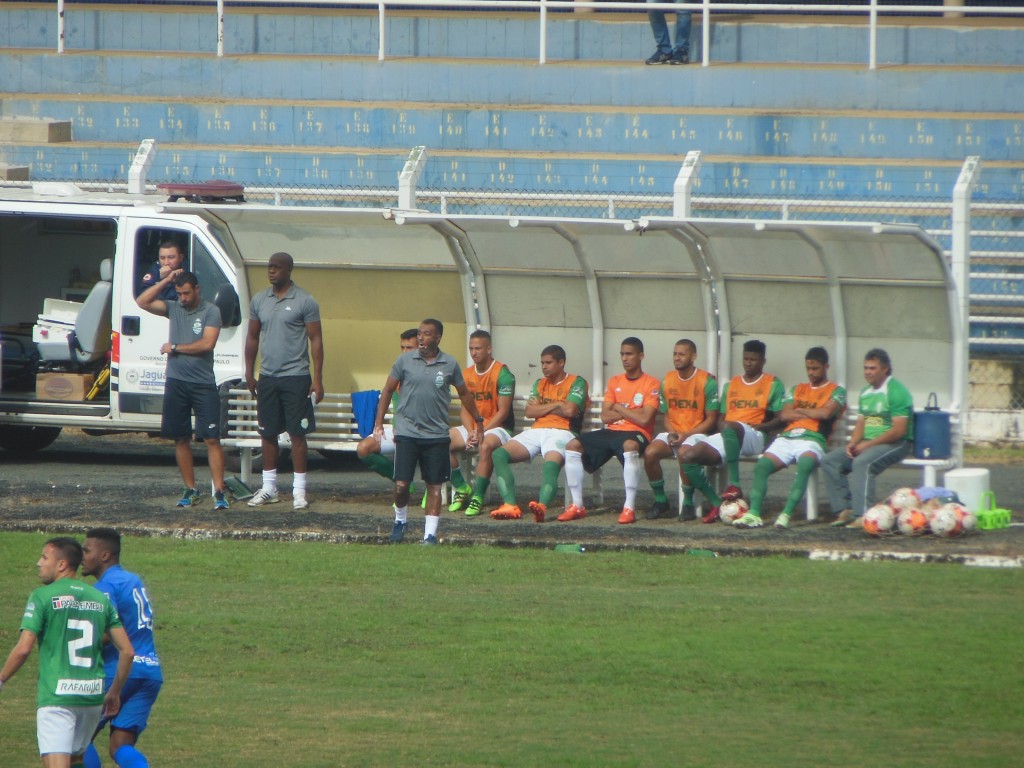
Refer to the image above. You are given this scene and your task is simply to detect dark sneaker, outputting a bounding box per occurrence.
[177,488,201,507]
[701,505,721,524]
[213,490,229,510]
[645,500,669,520]
[831,509,856,528]
[669,51,690,65]
[421,534,439,546]
[679,503,697,522]
[645,51,671,65]
[390,520,407,543]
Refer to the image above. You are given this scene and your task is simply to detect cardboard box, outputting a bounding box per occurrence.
[36,372,94,401]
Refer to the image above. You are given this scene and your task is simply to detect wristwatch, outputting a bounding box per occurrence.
[475,416,484,424]
[171,344,178,353]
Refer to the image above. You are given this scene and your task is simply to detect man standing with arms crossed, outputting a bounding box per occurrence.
[447,330,516,518]
[563,338,661,525]
[81,529,163,768]
[136,270,228,510]
[374,319,485,545]
[245,251,325,511]
[1,537,134,768]
[642,339,719,521]
[733,347,846,529]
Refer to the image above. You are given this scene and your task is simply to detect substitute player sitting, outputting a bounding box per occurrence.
[447,330,516,517]
[564,337,661,524]
[678,339,785,523]
[489,345,589,522]
[642,338,719,521]
[733,347,846,529]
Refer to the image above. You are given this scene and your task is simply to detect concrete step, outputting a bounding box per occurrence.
[0,163,29,181]
[0,116,72,143]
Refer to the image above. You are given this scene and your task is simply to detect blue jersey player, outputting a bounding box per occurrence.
[81,529,163,768]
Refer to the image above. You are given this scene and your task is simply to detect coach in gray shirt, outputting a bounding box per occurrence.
[374,318,484,545]
[137,269,228,509]
[244,251,325,511]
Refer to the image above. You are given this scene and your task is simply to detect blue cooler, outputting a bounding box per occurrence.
[913,392,950,460]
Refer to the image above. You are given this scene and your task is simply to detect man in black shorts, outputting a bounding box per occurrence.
[373,319,484,545]
[244,252,325,510]
[137,269,228,509]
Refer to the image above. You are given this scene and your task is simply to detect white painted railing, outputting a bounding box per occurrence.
[49,0,1024,68]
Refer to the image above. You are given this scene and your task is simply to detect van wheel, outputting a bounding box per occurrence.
[219,382,263,474]
[0,425,63,453]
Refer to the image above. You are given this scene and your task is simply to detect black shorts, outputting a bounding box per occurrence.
[393,436,451,486]
[256,375,316,438]
[161,378,220,440]
[579,429,649,473]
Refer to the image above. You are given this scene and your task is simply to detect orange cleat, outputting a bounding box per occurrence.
[557,504,587,522]
[528,500,547,523]
[490,503,523,520]
[618,507,636,524]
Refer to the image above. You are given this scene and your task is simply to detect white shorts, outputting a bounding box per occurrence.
[652,432,703,456]
[763,435,825,465]
[378,426,396,457]
[454,425,512,448]
[37,705,103,756]
[691,424,766,461]
[508,428,575,460]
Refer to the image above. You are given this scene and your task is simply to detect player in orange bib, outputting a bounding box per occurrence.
[733,347,846,529]
[563,338,661,525]
[678,339,786,523]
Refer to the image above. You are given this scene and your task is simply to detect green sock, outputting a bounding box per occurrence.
[783,455,818,514]
[450,466,469,491]
[473,475,490,500]
[683,463,721,506]
[682,483,695,505]
[539,461,562,506]
[492,448,517,504]
[749,457,776,517]
[359,453,394,480]
[650,478,668,504]
[723,428,742,485]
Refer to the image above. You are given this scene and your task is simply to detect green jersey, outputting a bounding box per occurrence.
[20,578,122,707]
[859,376,914,441]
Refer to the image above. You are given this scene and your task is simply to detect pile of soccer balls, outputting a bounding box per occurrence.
[862,487,977,538]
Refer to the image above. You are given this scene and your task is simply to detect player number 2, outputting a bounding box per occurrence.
[67,619,94,668]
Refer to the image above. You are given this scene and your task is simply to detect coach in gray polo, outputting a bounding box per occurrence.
[244,251,325,511]
[373,318,484,545]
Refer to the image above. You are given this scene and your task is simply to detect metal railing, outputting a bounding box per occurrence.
[45,0,1024,68]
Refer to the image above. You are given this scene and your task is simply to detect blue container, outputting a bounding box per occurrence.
[914,392,951,460]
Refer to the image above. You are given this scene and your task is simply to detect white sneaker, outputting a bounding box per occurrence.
[293,495,309,510]
[247,488,280,507]
[774,512,791,529]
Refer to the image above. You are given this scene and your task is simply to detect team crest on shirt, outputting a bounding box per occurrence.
[632,393,644,406]
[435,372,445,388]
[193,319,203,336]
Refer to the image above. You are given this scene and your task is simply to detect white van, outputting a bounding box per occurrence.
[0,184,247,453]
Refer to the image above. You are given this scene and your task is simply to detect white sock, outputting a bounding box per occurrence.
[565,450,585,507]
[262,469,278,492]
[293,472,307,495]
[394,505,408,524]
[623,451,640,509]
[424,515,440,539]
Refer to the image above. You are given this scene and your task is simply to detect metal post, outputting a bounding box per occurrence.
[868,0,878,70]
[951,156,980,411]
[397,146,428,210]
[673,150,702,219]
[57,0,65,54]
[702,0,711,68]
[128,140,157,195]
[217,0,224,58]
[539,0,548,66]
[378,1,387,62]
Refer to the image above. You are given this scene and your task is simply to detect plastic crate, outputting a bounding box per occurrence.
[976,491,1011,530]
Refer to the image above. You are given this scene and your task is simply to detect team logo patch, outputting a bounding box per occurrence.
[192,319,203,336]
[435,372,445,388]
[632,393,644,406]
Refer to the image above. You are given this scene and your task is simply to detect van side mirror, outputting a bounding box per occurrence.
[212,283,241,328]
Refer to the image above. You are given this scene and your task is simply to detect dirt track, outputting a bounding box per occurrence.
[1,429,1021,563]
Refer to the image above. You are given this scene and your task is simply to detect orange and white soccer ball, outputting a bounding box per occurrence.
[888,487,920,511]
[928,503,966,538]
[862,503,896,536]
[896,507,930,536]
[719,498,749,524]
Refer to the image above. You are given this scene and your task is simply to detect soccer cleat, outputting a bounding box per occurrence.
[679,503,697,522]
[389,520,407,543]
[528,501,547,523]
[701,506,721,524]
[733,511,763,529]
[618,507,636,525]
[247,488,280,507]
[669,51,690,65]
[830,509,856,528]
[645,51,672,65]
[722,484,744,502]
[448,486,473,513]
[844,516,864,529]
[213,490,229,510]
[645,500,669,520]
[421,534,439,546]
[177,487,201,507]
[464,497,484,517]
[774,512,791,529]
[293,495,309,510]
[490,503,523,520]
[557,504,587,522]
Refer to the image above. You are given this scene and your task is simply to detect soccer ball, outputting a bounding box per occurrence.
[862,503,896,536]
[719,498,749,524]
[888,487,920,511]
[959,509,978,533]
[896,507,930,536]
[928,503,966,538]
